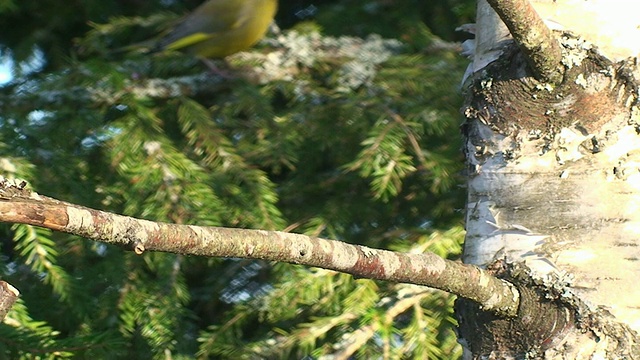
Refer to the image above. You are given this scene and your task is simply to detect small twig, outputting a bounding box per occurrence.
[0,281,19,321]
[0,178,520,317]
[486,0,564,84]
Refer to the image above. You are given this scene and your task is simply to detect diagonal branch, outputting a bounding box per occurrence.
[0,177,519,317]
[486,0,563,84]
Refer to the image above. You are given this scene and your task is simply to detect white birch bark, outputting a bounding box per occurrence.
[462,0,640,357]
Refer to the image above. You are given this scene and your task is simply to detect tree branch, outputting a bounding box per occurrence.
[0,177,519,317]
[0,281,19,321]
[486,0,563,84]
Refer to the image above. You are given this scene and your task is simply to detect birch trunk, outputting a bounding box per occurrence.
[459,0,640,358]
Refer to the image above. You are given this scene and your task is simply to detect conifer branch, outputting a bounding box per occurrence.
[0,178,519,317]
[332,290,430,358]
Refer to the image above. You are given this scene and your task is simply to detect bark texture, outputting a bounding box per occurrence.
[531,0,640,62]
[0,281,19,321]
[0,177,520,316]
[486,0,563,83]
[459,1,640,358]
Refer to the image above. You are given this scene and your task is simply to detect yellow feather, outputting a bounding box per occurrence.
[163,33,213,52]
[155,0,278,59]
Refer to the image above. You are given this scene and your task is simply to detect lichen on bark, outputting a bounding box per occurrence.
[459,29,640,357]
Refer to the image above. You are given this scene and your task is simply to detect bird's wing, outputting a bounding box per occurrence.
[156,0,251,52]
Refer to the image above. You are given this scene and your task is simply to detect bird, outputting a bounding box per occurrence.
[152,0,278,59]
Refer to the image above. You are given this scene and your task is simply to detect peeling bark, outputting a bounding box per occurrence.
[459,3,640,356]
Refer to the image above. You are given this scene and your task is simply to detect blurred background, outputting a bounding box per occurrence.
[0,0,474,358]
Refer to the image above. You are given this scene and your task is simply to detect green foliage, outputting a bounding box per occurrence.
[0,0,473,358]
[13,225,71,301]
[196,229,463,358]
[316,0,475,41]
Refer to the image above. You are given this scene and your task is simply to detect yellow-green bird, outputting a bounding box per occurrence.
[154,0,278,58]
